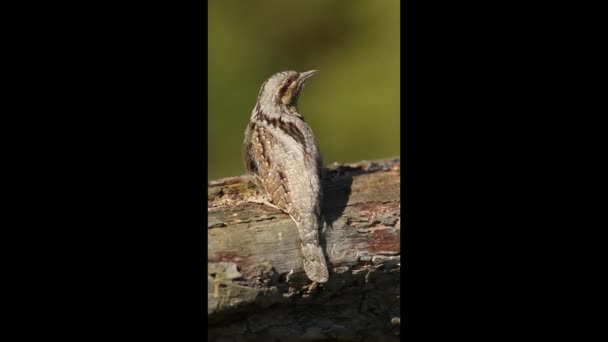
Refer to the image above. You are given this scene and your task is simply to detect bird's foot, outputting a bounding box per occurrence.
[302,281,319,298]
[246,195,281,211]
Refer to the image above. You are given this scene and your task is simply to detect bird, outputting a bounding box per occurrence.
[242,70,329,283]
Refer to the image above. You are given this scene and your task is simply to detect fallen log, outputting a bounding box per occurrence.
[208,157,401,340]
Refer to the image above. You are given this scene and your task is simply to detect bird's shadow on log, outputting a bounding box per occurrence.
[321,167,354,229]
[320,164,382,269]
[321,164,373,227]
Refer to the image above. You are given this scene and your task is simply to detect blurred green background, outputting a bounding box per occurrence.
[208,0,400,180]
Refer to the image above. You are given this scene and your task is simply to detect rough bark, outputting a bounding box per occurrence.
[208,157,401,341]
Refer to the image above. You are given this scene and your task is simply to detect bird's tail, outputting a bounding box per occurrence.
[296,213,329,283]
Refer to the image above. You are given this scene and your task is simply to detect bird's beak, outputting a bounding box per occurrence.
[298,70,318,82]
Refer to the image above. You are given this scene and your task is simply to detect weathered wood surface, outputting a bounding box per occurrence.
[208,157,401,341]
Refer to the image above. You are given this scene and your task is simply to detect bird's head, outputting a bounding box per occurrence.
[257,70,318,108]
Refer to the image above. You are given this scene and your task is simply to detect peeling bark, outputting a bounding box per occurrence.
[208,157,401,341]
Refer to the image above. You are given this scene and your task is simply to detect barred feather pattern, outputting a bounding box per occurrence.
[242,70,329,283]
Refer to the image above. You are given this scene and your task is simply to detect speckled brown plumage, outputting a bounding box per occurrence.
[242,70,328,283]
